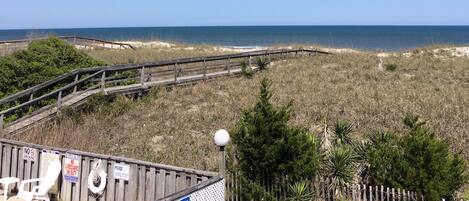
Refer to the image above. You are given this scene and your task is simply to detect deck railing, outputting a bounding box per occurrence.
[0,36,135,56]
[0,138,217,201]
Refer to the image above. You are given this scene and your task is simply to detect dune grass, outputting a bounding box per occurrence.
[2,47,469,174]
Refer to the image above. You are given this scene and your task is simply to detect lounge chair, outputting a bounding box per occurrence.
[16,160,61,201]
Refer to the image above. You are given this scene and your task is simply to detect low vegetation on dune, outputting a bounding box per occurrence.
[0,37,105,98]
[85,44,235,65]
[1,43,469,198]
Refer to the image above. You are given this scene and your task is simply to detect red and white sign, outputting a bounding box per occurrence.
[64,153,81,183]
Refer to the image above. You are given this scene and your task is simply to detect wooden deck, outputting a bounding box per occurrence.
[0,138,217,201]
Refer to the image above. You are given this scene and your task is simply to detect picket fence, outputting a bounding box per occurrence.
[225,173,424,201]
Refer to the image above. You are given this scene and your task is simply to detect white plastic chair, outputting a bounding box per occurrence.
[17,160,61,201]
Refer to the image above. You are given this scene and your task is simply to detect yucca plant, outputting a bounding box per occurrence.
[326,145,358,187]
[333,121,354,145]
[240,61,253,77]
[287,180,314,201]
[256,57,270,70]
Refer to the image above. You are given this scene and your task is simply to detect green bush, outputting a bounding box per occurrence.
[365,116,467,201]
[0,36,105,98]
[231,78,323,182]
[385,63,397,71]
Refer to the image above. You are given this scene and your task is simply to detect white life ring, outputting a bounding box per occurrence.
[88,160,107,195]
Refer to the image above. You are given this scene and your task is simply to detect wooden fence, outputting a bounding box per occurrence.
[0,48,329,134]
[0,36,135,56]
[0,138,217,201]
[225,174,424,201]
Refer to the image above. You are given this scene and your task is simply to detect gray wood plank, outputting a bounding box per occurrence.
[106,161,116,201]
[145,167,156,201]
[126,164,138,201]
[62,155,72,201]
[156,169,166,199]
[17,147,24,180]
[80,157,90,201]
[137,166,146,201]
[98,159,108,201]
[88,159,99,201]
[11,146,18,178]
[116,162,125,201]
[167,170,176,195]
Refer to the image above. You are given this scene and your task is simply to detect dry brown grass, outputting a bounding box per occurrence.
[3,48,469,173]
[85,45,235,65]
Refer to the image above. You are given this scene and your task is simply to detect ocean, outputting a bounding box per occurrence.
[1,26,469,51]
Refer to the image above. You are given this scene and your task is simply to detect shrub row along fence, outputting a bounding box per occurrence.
[0,36,134,56]
[0,138,218,201]
[0,48,329,134]
[225,173,423,201]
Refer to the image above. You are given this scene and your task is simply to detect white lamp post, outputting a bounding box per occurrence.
[214,129,230,176]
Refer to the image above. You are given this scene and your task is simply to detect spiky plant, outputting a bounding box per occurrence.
[326,145,358,186]
[287,180,314,201]
[333,121,353,145]
[240,61,253,78]
[256,57,270,70]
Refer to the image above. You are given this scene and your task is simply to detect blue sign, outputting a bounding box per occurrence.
[180,196,190,201]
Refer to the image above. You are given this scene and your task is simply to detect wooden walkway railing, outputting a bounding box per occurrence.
[0,48,329,134]
[0,36,135,56]
[0,138,217,201]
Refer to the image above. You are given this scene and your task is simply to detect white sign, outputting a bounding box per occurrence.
[64,153,81,183]
[22,147,37,162]
[113,164,130,181]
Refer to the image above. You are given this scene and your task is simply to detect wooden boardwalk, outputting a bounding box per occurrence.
[0,36,135,56]
[0,49,329,134]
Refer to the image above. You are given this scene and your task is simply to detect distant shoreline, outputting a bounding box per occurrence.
[1,26,469,51]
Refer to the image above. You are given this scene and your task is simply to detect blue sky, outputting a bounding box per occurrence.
[1,0,468,29]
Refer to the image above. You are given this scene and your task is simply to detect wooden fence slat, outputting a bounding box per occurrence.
[80,157,90,201]
[11,146,18,179]
[167,170,176,195]
[106,161,116,201]
[116,163,125,201]
[137,165,146,201]
[156,169,166,198]
[3,145,12,178]
[62,155,72,201]
[98,159,108,201]
[126,164,138,201]
[145,167,156,201]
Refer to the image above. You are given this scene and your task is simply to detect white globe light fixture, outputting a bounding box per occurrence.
[214,129,230,176]
[214,129,230,147]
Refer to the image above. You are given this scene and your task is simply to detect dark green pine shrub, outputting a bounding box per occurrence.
[0,36,105,98]
[385,63,397,71]
[365,116,467,201]
[231,78,323,182]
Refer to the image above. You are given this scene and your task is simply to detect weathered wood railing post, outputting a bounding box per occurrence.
[174,62,178,83]
[0,113,4,129]
[203,59,207,80]
[227,57,231,74]
[29,93,34,101]
[73,73,79,93]
[57,90,62,111]
[140,66,145,86]
[248,56,252,69]
[101,70,106,93]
